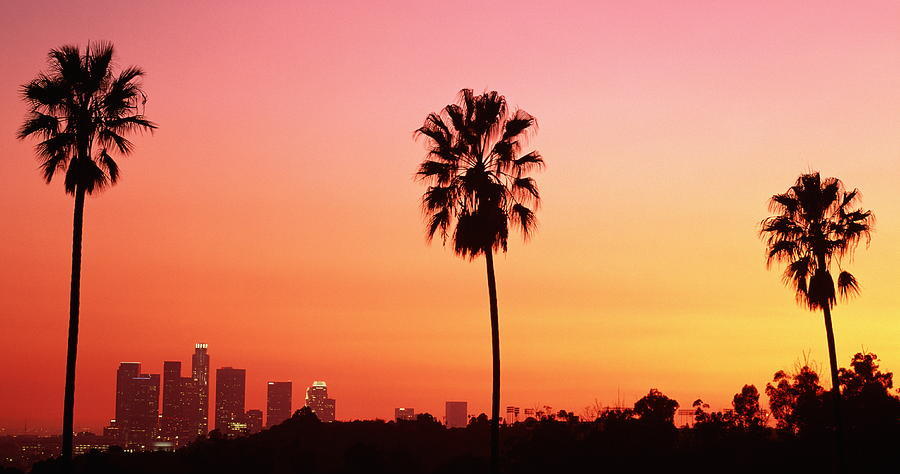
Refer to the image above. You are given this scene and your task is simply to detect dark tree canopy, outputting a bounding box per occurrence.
[18,42,156,194]
[760,172,873,310]
[633,389,679,425]
[415,89,543,258]
[765,365,827,434]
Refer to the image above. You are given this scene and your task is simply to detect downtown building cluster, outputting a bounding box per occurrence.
[104,343,336,451]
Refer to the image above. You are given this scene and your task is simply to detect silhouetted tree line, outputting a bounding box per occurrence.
[11,352,894,474]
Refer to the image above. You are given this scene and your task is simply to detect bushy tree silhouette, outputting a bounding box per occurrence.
[414,89,543,473]
[633,389,679,425]
[766,365,827,434]
[17,42,156,462]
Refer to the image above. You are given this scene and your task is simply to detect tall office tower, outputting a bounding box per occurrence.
[112,363,160,449]
[128,373,161,448]
[266,381,293,428]
[215,367,246,435]
[115,362,141,426]
[305,381,336,422]
[179,377,202,442]
[245,409,263,434]
[445,401,468,428]
[191,343,210,436]
[161,361,183,439]
[395,408,415,421]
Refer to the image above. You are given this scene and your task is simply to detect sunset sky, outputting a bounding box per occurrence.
[0,1,898,433]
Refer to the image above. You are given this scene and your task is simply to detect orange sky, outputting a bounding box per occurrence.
[0,1,898,433]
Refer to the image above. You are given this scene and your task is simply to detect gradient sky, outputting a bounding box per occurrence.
[0,1,898,433]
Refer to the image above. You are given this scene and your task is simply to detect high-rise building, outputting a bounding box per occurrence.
[246,409,263,434]
[161,361,183,439]
[305,381,336,422]
[395,408,415,421]
[215,367,246,435]
[115,362,141,425]
[112,363,160,449]
[445,401,467,428]
[161,358,205,447]
[266,381,292,428]
[191,343,210,437]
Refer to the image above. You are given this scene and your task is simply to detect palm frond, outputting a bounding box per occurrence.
[64,158,107,195]
[510,203,537,240]
[17,112,59,139]
[98,129,134,155]
[18,43,156,194]
[415,89,543,258]
[837,271,860,300]
[98,148,119,184]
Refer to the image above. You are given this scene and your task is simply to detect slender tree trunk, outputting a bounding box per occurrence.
[484,249,500,474]
[61,187,85,465]
[822,303,846,473]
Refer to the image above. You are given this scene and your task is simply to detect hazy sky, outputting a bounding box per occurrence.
[0,1,898,432]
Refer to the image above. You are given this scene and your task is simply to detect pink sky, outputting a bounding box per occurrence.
[0,1,898,433]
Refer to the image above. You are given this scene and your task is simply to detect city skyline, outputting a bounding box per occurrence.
[2,1,899,436]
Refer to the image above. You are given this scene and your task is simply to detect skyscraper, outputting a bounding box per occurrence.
[191,343,210,437]
[395,407,415,421]
[266,381,292,428]
[215,367,246,435]
[161,361,183,440]
[112,362,160,449]
[445,401,467,428]
[115,362,141,425]
[305,381,336,422]
[161,357,205,447]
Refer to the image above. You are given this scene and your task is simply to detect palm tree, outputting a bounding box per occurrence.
[414,89,543,473]
[17,42,156,462]
[761,172,873,467]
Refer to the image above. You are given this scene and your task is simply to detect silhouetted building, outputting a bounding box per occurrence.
[445,401,467,428]
[161,357,205,447]
[395,407,415,421]
[246,409,263,434]
[161,361,183,440]
[266,381,292,428]
[191,343,210,436]
[306,381,336,422]
[115,362,141,425]
[215,367,246,436]
[111,362,160,449]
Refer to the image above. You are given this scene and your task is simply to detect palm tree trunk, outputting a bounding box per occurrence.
[484,249,500,474]
[61,186,85,464]
[822,304,846,473]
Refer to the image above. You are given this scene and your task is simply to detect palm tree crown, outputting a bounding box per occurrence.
[415,89,543,258]
[18,42,156,194]
[761,172,873,310]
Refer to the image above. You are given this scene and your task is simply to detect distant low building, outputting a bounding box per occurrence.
[395,407,415,421]
[445,401,467,428]
[246,409,263,434]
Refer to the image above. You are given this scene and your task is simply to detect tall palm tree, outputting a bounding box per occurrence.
[17,42,156,462]
[415,89,543,473]
[761,172,873,466]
